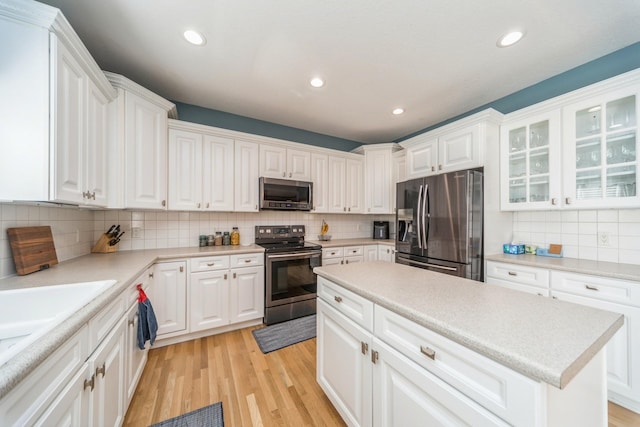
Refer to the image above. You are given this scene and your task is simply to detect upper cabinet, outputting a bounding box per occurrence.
[0,3,116,205]
[105,73,176,210]
[311,153,329,212]
[259,144,311,181]
[325,154,364,213]
[168,121,234,211]
[500,70,640,211]
[358,144,401,214]
[401,110,503,180]
[234,139,260,212]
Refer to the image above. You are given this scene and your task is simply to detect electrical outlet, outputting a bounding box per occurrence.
[598,231,611,247]
[132,227,142,239]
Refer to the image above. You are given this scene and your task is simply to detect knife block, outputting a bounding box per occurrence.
[92,233,118,253]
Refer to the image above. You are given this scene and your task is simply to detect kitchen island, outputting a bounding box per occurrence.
[314,261,624,427]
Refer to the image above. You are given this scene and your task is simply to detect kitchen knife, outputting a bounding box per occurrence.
[109,231,125,246]
[106,224,116,235]
[112,225,120,238]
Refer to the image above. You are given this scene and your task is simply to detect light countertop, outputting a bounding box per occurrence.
[486,253,640,282]
[314,261,623,389]
[307,238,394,248]
[0,245,263,399]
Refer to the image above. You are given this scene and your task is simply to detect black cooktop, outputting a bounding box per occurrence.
[255,225,321,253]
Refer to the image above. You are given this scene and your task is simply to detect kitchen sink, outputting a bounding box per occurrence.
[0,279,117,367]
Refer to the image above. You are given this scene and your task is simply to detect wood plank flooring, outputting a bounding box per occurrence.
[124,325,640,427]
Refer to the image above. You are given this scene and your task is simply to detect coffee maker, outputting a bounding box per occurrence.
[373,221,389,240]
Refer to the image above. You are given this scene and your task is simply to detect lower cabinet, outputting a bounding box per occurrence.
[154,260,188,337]
[322,246,364,266]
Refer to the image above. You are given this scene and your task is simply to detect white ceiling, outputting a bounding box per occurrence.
[39,0,640,144]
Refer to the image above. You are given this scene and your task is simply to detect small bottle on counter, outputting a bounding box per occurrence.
[223,231,230,246]
[199,235,207,247]
[207,235,215,246]
[214,232,222,246]
[230,227,240,245]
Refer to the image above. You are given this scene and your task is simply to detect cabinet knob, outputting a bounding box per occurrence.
[431,166,435,172]
[420,345,436,360]
[162,200,166,207]
[197,202,201,208]
[179,266,184,273]
[289,172,292,178]
[565,197,572,205]
[345,260,349,264]
[343,207,346,212]
[149,272,154,278]
[282,172,286,177]
[233,272,237,279]
[334,296,343,303]
[128,319,135,327]
[206,202,210,208]
[438,165,443,170]
[91,191,96,200]
[361,341,368,355]
[371,350,379,364]
[551,198,558,205]
[224,273,228,280]
[348,207,351,212]
[96,363,106,378]
[84,375,95,391]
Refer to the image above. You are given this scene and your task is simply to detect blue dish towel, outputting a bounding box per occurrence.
[137,285,158,350]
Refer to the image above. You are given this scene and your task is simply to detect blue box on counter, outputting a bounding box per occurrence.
[503,244,525,254]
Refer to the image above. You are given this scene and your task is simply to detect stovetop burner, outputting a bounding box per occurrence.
[255,225,321,253]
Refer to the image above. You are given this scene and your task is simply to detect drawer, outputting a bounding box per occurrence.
[343,245,363,257]
[550,271,640,307]
[344,255,364,265]
[486,261,549,289]
[0,326,89,426]
[322,247,344,259]
[89,294,125,351]
[190,255,230,272]
[486,277,550,297]
[230,252,264,268]
[374,305,538,427]
[317,276,373,331]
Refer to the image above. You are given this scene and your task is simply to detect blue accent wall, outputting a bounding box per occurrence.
[174,42,640,149]
[172,102,363,152]
[397,42,640,141]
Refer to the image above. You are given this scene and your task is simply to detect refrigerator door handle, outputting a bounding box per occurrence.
[423,184,429,249]
[416,184,423,249]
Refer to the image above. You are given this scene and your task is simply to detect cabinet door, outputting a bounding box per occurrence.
[204,135,234,211]
[328,156,346,212]
[500,111,562,210]
[234,140,259,211]
[317,299,372,427]
[406,139,437,179]
[365,150,392,214]
[346,157,364,213]
[551,290,640,411]
[377,246,394,262]
[85,79,109,206]
[438,124,482,173]
[91,317,125,427]
[190,270,229,332]
[392,153,406,212]
[154,261,187,336]
[287,148,311,180]
[259,144,287,178]
[373,338,508,427]
[230,266,264,324]
[562,89,639,209]
[53,38,85,204]
[311,153,329,212]
[124,92,168,209]
[364,245,378,262]
[168,129,202,210]
[34,364,91,427]
[124,302,147,406]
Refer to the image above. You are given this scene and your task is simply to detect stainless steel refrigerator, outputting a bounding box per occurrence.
[395,169,483,281]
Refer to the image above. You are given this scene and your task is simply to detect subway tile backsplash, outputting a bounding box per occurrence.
[511,209,640,265]
[0,202,394,279]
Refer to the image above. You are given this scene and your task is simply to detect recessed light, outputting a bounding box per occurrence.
[392,108,405,115]
[310,77,325,88]
[184,30,206,46]
[497,30,524,48]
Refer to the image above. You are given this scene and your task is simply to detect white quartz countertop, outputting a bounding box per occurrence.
[0,244,263,398]
[307,238,394,248]
[486,253,640,282]
[314,262,623,389]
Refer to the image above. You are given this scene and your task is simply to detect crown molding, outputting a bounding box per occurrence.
[105,72,177,118]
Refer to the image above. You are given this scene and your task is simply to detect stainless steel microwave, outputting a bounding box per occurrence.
[259,177,313,211]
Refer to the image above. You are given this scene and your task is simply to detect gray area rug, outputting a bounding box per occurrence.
[150,402,223,427]
[252,315,316,353]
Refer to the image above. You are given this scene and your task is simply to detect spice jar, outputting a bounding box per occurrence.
[230,227,240,245]
[214,232,222,246]
[207,235,215,246]
[222,231,230,246]
[199,235,207,247]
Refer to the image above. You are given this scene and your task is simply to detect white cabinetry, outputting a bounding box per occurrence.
[260,144,311,180]
[361,144,400,214]
[485,261,550,297]
[325,154,365,213]
[346,158,365,213]
[392,150,406,211]
[0,4,116,205]
[322,246,364,266]
[311,153,329,212]
[234,140,260,212]
[364,245,395,262]
[153,261,188,337]
[105,73,176,210]
[168,123,234,211]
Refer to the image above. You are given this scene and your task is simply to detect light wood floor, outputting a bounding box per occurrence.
[124,325,640,427]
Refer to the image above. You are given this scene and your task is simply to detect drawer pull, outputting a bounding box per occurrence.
[180,266,184,273]
[334,296,343,303]
[508,271,517,276]
[585,285,599,291]
[420,345,436,360]
[371,350,379,364]
[128,319,135,327]
[96,363,106,378]
[331,251,336,255]
[244,259,251,263]
[84,375,95,391]
[361,341,368,355]
[207,262,215,266]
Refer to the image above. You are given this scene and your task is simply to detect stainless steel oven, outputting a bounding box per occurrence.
[256,225,322,325]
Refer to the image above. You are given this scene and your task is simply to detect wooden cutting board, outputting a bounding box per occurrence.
[7,226,58,275]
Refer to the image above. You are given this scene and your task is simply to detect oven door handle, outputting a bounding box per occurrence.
[266,251,321,259]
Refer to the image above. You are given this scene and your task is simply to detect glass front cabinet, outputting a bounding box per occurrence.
[500,111,562,210]
[562,87,639,209]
